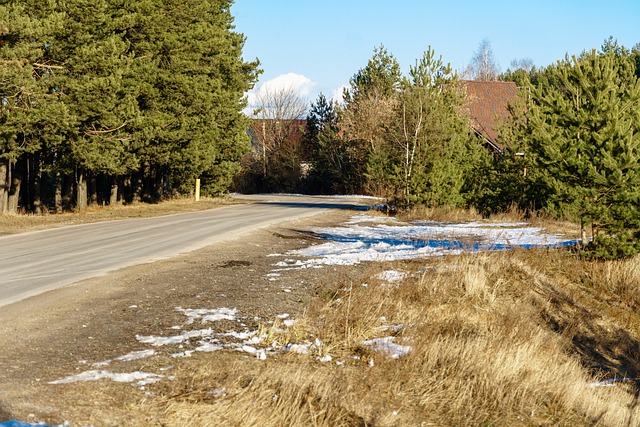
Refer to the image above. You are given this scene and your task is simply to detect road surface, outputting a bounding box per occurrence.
[0,194,373,308]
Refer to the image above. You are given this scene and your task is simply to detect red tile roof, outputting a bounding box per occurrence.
[462,80,519,152]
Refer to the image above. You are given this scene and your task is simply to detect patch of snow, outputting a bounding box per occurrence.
[177,307,237,324]
[49,370,164,386]
[279,216,578,267]
[285,342,312,354]
[362,337,412,359]
[136,328,213,346]
[376,270,406,283]
[114,349,156,362]
[195,342,224,352]
[589,377,639,387]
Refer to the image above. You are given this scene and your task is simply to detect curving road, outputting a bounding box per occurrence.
[0,194,372,308]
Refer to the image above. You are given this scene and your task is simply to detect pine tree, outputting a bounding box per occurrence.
[380,47,488,207]
[52,0,138,209]
[0,1,66,213]
[527,50,640,258]
[124,0,260,198]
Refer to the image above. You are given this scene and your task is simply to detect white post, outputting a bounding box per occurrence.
[195,178,201,202]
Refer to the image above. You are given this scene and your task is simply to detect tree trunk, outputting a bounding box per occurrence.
[89,174,98,206]
[131,167,144,204]
[31,155,43,214]
[76,169,88,212]
[580,218,588,247]
[109,176,119,206]
[0,159,8,214]
[62,174,74,212]
[54,172,63,213]
[7,160,23,214]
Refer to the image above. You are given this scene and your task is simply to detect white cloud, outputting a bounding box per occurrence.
[246,73,316,112]
[329,85,348,106]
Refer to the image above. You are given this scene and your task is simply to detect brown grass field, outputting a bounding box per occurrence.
[129,249,640,426]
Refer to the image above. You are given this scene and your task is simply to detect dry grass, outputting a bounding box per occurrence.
[18,208,638,425]
[121,248,640,426]
[0,196,241,236]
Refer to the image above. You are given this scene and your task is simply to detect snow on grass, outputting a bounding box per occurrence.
[362,337,412,359]
[49,370,166,386]
[93,349,157,367]
[376,270,407,283]
[136,328,214,346]
[275,215,578,268]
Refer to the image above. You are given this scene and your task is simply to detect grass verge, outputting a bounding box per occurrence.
[124,249,640,426]
[0,196,242,236]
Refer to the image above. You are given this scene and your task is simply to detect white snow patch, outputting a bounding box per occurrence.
[279,216,578,267]
[49,370,164,386]
[376,270,407,283]
[136,328,213,347]
[177,307,237,324]
[362,337,412,359]
[195,342,224,352]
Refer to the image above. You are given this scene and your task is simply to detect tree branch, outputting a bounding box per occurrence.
[84,121,128,136]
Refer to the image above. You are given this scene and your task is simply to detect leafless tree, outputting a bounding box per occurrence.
[251,86,309,185]
[467,39,500,81]
[509,58,535,72]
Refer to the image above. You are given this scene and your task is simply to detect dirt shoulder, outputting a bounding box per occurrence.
[0,208,365,425]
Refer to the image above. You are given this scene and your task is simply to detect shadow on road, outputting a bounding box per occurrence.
[254,200,373,211]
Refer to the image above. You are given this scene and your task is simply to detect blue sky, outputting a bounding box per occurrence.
[231,1,640,106]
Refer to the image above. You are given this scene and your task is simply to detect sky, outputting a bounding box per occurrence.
[231,0,640,108]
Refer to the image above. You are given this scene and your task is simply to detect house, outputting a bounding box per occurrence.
[462,80,519,153]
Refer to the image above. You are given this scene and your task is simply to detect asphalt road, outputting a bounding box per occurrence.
[0,194,372,308]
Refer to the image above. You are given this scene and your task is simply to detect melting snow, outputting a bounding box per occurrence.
[278,215,578,268]
[376,270,407,283]
[49,370,166,386]
[362,337,412,359]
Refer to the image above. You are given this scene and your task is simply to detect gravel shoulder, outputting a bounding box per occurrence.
[0,209,365,424]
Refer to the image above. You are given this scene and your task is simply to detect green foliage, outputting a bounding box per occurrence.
[496,40,640,259]
[0,0,259,211]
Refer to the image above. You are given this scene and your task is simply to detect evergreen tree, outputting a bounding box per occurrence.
[385,48,488,207]
[527,49,640,258]
[0,1,66,213]
[124,0,259,198]
[52,0,138,209]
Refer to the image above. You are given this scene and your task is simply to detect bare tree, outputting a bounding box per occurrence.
[467,39,500,81]
[510,58,535,72]
[251,86,309,187]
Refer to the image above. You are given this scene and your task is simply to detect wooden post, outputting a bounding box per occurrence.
[195,178,201,202]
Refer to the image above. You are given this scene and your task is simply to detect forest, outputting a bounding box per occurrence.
[1,1,640,258]
[0,0,259,213]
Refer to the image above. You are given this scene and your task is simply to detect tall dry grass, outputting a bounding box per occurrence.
[132,249,640,426]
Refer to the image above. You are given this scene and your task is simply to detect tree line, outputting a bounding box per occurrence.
[244,39,640,258]
[0,0,259,214]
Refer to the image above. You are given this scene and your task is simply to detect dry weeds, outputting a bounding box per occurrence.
[123,248,640,426]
